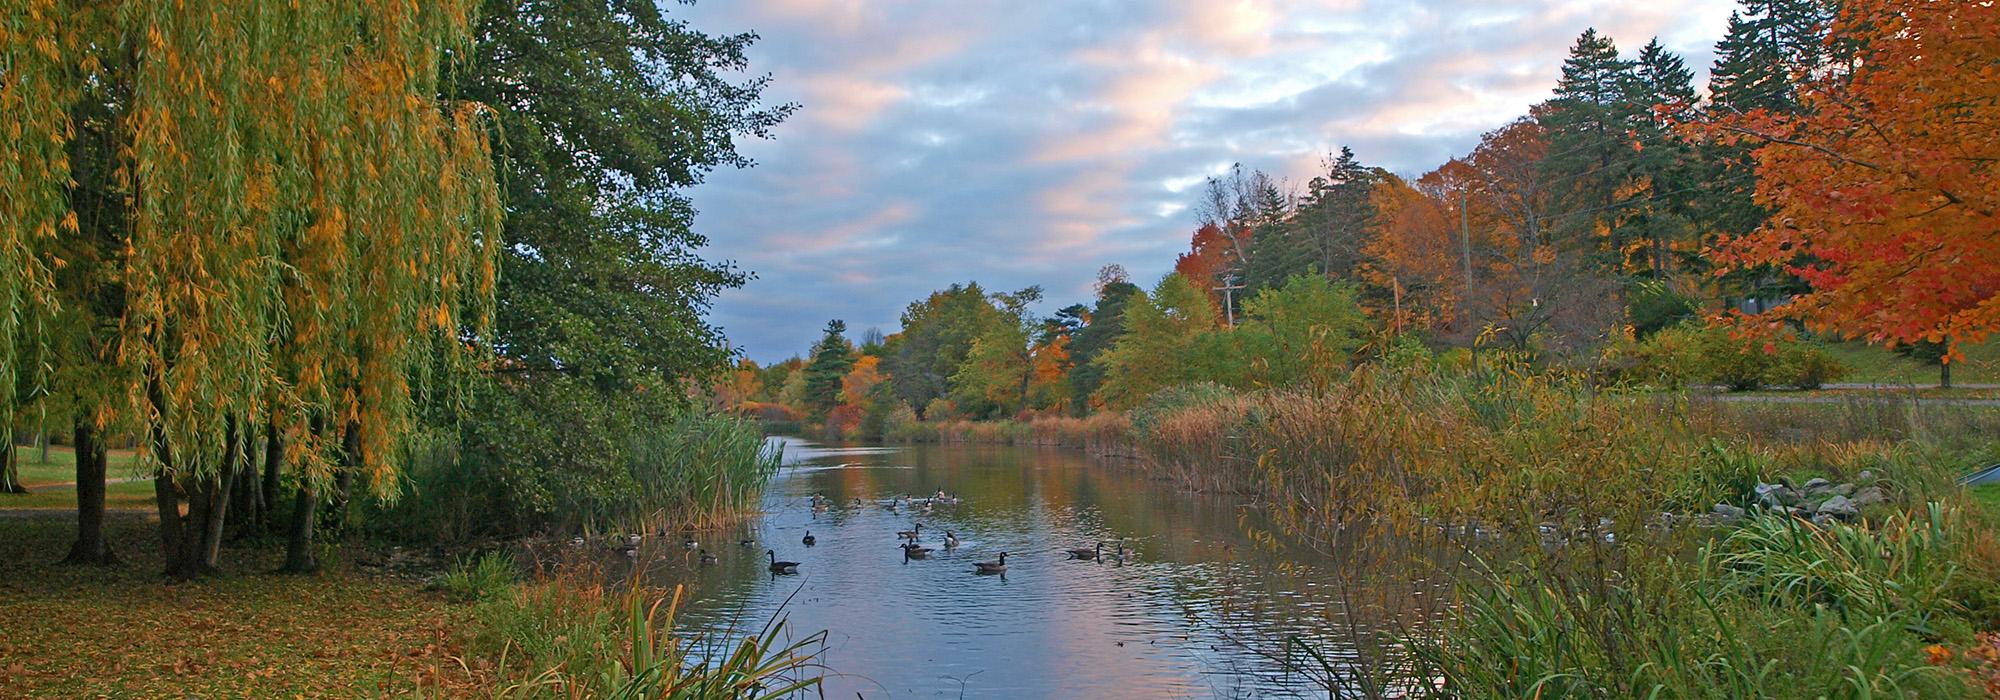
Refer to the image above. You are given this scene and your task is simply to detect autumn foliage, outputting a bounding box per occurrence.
[1713,0,2000,354]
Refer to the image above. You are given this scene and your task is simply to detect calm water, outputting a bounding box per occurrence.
[611,437,1443,699]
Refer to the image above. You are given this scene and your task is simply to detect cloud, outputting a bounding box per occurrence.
[674,0,1739,362]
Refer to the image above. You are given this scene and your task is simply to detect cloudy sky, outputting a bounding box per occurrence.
[675,0,1740,362]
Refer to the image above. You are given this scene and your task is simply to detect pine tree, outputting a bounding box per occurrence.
[1536,29,1640,270]
[802,320,855,417]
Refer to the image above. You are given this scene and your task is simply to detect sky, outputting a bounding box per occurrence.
[674,0,1742,363]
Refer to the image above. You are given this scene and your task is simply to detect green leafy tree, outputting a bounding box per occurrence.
[440,0,791,535]
[1066,267,1142,413]
[886,283,1003,417]
[1236,275,1373,390]
[950,287,1044,417]
[1095,274,1222,410]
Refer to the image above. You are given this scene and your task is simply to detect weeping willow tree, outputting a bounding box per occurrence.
[2,0,500,577]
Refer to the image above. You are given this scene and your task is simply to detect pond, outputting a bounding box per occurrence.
[614,437,1446,698]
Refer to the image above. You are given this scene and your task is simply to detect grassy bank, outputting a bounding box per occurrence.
[0,514,823,698]
[1110,367,2000,697]
[0,515,490,696]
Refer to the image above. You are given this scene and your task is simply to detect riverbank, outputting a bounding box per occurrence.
[837,370,2000,695]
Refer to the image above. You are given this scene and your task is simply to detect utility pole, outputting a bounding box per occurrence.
[1459,188,1474,293]
[1213,276,1245,326]
[1461,189,1478,373]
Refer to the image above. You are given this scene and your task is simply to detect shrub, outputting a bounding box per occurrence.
[439,551,517,603]
[1627,279,1699,339]
[1765,339,1849,389]
[1127,382,1235,440]
[1611,322,1710,389]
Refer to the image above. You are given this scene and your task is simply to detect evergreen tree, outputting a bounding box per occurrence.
[1624,39,1705,277]
[802,320,856,416]
[1065,272,1141,413]
[1535,28,1640,270]
[1244,148,1380,295]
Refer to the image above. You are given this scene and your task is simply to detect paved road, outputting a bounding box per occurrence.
[1710,394,2000,406]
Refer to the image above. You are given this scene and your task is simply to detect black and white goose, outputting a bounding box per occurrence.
[766,550,800,574]
[972,552,1008,574]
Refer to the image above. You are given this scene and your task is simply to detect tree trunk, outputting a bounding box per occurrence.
[229,421,262,537]
[37,431,48,464]
[0,441,24,494]
[1942,359,1953,390]
[261,421,283,530]
[63,419,117,565]
[323,421,359,534]
[281,480,319,573]
[198,418,239,569]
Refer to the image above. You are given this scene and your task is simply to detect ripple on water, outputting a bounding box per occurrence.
[625,437,1445,698]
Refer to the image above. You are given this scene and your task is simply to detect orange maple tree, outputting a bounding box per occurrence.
[1712,0,2000,354]
[1174,222,1248,308]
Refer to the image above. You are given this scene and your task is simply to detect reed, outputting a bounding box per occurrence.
[470,562,823,699]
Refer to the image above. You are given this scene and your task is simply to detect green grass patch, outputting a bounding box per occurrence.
[1821,340,2000,386]
[7,443,145,487]
[1,478,157,510]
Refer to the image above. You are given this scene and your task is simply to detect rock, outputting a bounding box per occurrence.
[1852,486,1889,508]
[1756,483,1799,509]
[1817,495,1859,520]
[1802,477,1835,496]
[1712,503,1747,523]
[1858,470,1876,483]
[1830,483,1856,498]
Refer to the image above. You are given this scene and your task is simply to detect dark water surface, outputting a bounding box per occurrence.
[619,437,1437,698]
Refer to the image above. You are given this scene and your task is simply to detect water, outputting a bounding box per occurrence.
[614,437,1442,698]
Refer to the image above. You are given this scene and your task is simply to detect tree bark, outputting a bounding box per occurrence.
[63,419,117,565]
[261,420,283,530]
[0,441,24,494]
[1942,359,1953,390]
[281,480,319,573]
[197,418,239,569]
[323,421,359,534]
[229,421,262,537]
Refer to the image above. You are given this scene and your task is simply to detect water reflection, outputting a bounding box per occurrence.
[614,437,1446,698]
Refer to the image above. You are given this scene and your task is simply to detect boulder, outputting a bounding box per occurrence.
[1852,486,1889,508]
[1817,495,1859,520]
[1801,477,1834,496]
[1756,483,1799,509]
[1857,470,1876,483]
[1712,503,1747,523]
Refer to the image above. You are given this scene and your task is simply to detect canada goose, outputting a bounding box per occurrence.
[973,552,1008,574]
[1115,539,1134,558]
[896,523,923,541]
[943,531,960,549]
[739,538,755,547]
[698,549,717,565]
[901,542,933,558]
[568,536,586,548]
[766,550,800,574]
[1065,542,1103,560]
[802,531,816,546]
[682,536,697,550]
[626,533,643,547]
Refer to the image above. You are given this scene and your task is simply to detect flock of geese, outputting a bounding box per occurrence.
[652,489,1140,577]
[578,489,1141,578]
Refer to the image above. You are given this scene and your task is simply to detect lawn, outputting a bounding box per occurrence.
[1822,339,2000,386]
[4,443,155,510]
[8,443,145,487]
[0,514,493,697]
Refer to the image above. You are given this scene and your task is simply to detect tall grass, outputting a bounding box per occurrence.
[883,412,1135,457]
[1117,366,2000,697]
[470,564,823,699]
[622,413,783,532]
[372,412,782,540]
